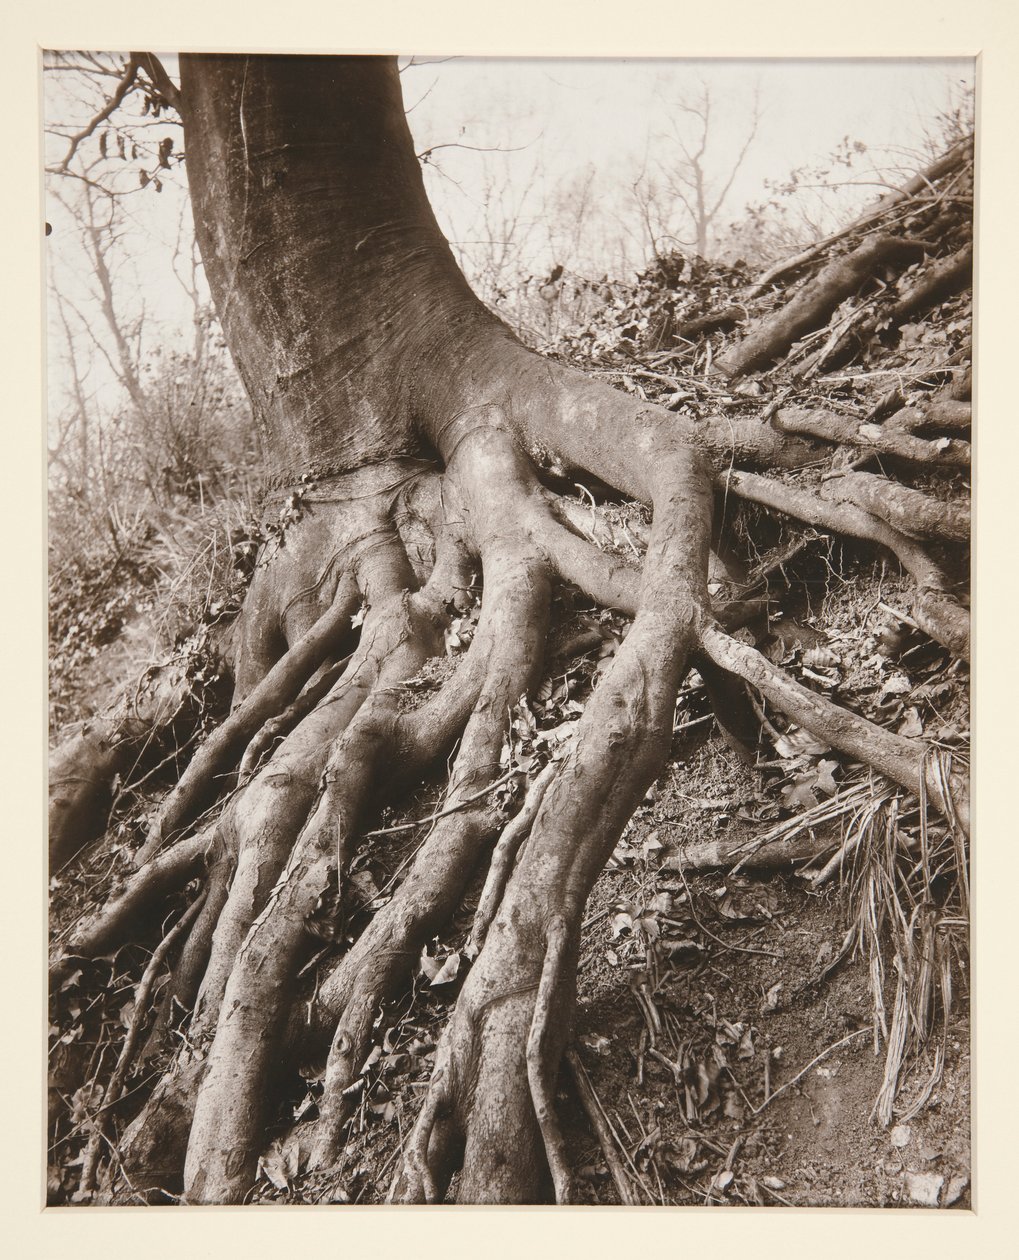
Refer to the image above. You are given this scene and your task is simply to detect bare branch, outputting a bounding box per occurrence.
[131,51,182,113]
[54,55,140,173]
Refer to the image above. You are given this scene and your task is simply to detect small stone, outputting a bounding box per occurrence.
[904,1170,944,1206]
[890,1124,912,1149]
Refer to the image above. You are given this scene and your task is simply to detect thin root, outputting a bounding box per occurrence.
[525,914,573,1205]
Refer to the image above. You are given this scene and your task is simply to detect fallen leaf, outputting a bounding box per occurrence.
[258,1143,293,1192]
[815,759,839,796]
[803,646,839,670]
[636,910,661,940]
[642,828,662,853]
[723,1093,744,1120]
[610,902,638,938]
[774,726,830,759]
[880,673,912,698]
[782,776,818,810]
[348,868,381,905]
[369,1099,397,1123]
[666,1137,708,1174]
[429,952,461,986]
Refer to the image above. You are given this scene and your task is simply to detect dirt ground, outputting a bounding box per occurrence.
[568,782,972,1210]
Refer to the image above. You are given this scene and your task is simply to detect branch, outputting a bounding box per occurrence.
[708,88,761,220]
[131,52,182,113]
[750,1026,873,1115]
[54,55,140,173]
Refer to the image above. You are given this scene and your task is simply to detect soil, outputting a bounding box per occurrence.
[568,833,971,1209]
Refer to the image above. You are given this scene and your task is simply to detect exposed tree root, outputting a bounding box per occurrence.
[526,915,574,1204]
[698,623,968,830]
[721,469,969,658]
[56,829,212,972]
[468,761,558,956]
[717,236,926,378]
[820,470,969,543]
[54,379,969,1203]
[137,576,361,865]
[747,134,972,296]
[773,406,971,471]
[808,245,974,375]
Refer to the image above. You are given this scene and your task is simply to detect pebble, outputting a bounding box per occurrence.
[904,1170,944,1206]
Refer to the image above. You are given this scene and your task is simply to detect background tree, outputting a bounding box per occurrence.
[630,78,761,260]
[48,52,970,1206]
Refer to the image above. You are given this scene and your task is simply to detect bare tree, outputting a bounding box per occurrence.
[633,78,761,259]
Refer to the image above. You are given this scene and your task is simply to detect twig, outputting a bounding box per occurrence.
[673,712,714,734]
[54,56,140,172]
[751,1025,873,1115]
[565,1049,639,1205]
[363,768,522,836]
[672,865,782,958]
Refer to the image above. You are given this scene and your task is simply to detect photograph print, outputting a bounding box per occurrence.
[46,51,972,1207]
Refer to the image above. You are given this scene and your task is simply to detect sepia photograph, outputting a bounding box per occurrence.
[45,47,974,1210]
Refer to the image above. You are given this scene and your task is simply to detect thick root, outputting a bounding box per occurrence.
[55,306,970,1206]
[698,622,969,830]
[820,470,969,543]
[138,575,361,864]
[716,235,926,378]
[774,406,971,470]
[308,546,549,1164]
